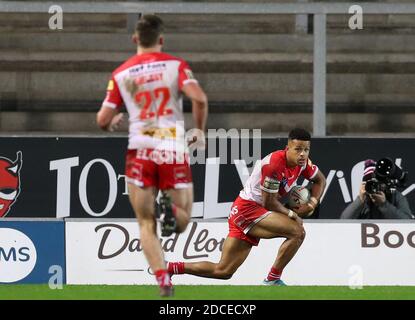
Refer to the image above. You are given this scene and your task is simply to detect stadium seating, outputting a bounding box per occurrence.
[1,0,415,134]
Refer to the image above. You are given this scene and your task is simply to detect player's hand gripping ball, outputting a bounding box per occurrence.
[288,186,311,209]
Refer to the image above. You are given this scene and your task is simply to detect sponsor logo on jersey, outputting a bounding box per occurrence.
[147,62,167,70]
[141,127,177,139]
[135,73,163,85]
[107,80,114,91]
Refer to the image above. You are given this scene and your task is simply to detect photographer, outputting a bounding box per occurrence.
[341,159,414,219]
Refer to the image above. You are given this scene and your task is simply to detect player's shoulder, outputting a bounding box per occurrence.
[112,53,187,76]
[306,158,318,168]
[160,53,191,70]
[262,150,285,168]
[112,54,142,76]
[269,150,286,165]
[142,52,188,66]
[157,52,187,63]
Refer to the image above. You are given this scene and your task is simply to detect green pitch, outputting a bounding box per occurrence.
[0,285,414,300]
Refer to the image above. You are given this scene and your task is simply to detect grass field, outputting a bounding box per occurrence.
[0,285,414,300]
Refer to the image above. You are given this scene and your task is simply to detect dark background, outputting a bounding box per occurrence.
[1,137,414,219]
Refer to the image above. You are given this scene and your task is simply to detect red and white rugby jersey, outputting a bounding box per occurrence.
[239,149,319,205]
[102,52,198,151]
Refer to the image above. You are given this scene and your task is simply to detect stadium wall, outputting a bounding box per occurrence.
[1,136,415,219]
[65,220,415,286]
[1,219,413,285]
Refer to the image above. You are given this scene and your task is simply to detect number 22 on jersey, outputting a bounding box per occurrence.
[135,87,172,120]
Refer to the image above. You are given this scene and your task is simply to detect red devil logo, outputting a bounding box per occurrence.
[0,151,22,217]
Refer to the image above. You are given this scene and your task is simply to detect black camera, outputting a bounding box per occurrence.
[365,158,408,195]
[365,179,386,194]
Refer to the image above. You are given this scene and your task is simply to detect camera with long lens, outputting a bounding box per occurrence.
[365,158,408,195]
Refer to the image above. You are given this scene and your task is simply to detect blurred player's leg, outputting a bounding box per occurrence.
[128,183,173,296]
[169,236,252,279]
[162,186,193,235]
[157,151,193,236]
[248,212,306,285]
[159,191,177,237]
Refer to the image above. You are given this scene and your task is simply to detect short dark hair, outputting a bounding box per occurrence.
[288,128,311,141]
[135,14,164,48]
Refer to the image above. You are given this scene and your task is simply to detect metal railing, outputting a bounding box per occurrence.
[2,1,415,136]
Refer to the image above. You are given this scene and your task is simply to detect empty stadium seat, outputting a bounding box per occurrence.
[1,0,415,134]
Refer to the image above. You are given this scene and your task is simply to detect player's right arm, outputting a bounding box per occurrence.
[261,189,302,225]
[97,77,124,131]
[260,164,302,224]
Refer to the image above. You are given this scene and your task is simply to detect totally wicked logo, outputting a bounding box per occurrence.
[0,152,23,217]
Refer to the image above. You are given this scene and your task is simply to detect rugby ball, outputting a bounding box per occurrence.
[288,186,310,209]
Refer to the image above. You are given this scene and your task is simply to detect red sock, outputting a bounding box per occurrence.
[167,262,185,275]
[155,269,172,287]
[266,267,282,281]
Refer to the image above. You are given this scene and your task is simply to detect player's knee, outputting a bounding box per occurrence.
[292,225,306,242]
[299,227,306,242]
[175,222,188,233]
[174,206,191,233]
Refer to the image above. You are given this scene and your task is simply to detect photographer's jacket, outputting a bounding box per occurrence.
[340,191,414,219]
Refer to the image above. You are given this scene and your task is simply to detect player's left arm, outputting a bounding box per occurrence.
[308,170,326,205]
[182,82,208,132]
[295,162,326,218]
[97,106,123,132]
[179,60,208,148]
